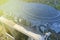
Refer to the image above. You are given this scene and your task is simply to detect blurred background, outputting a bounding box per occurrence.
[0,0,60,40]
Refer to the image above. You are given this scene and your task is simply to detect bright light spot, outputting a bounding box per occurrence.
[19,19,22,22]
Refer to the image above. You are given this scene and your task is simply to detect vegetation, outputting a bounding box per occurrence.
[0,10,28,40]
[0,22,14,40]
